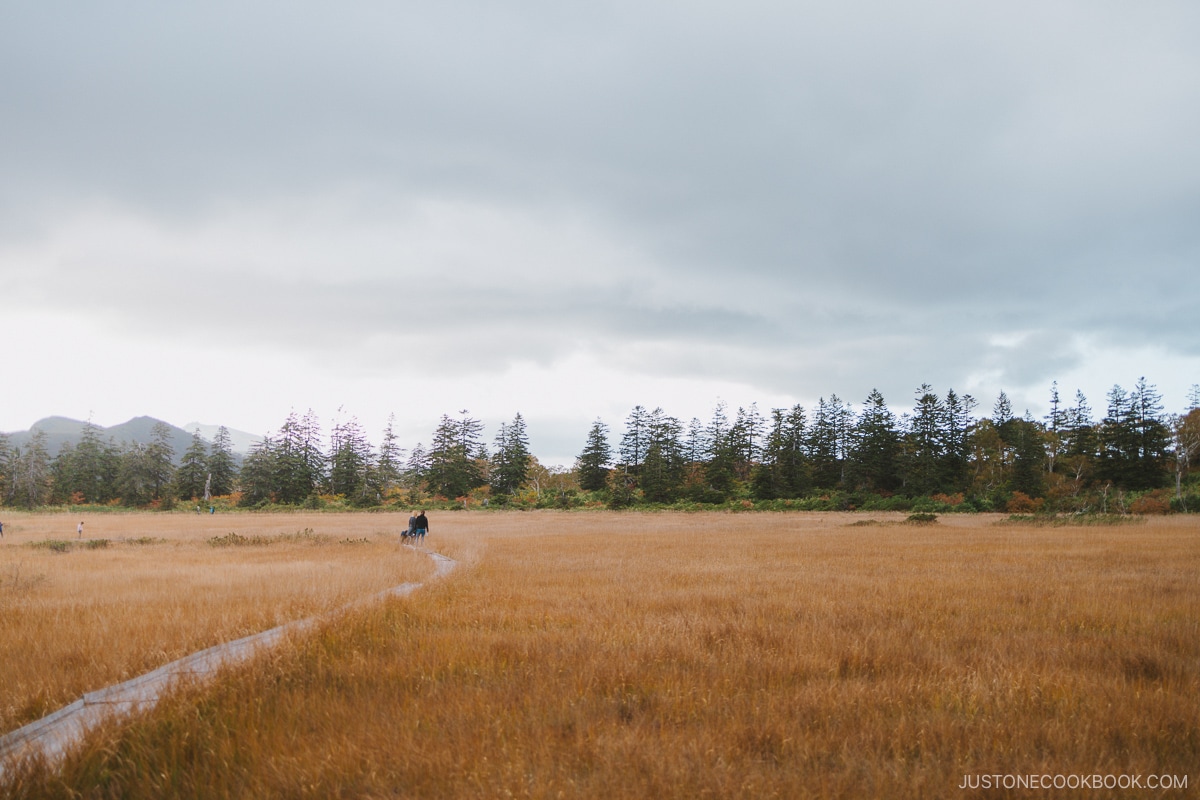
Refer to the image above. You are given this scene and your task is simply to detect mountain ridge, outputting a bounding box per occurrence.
[2,417,260,463]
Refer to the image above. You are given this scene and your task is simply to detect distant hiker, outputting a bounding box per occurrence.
[77,521,84,538]
[414,510,429,544]
[402,510,416,544]
[210,506,215,514]
[0,521,4,537]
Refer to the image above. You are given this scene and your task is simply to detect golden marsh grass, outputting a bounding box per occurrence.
[3,511,1198,798]
[0,511,430,733]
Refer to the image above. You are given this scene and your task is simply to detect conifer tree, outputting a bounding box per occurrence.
[207,427,239,497]
[9,431,53,508]
[238,437,278,506]
[376,413,405,496]
[941,389,976,493]
[618,405,651,474]
[848,389,901,493]
[175,430,210,501]
[329,413,375,503]
[146,421,177,503]
[576,419,612,492]
[904,385,945,495]
[704,402,737,498]
[491,413,532,496]
[641,409,684,502]
[807,397,843,489]
[426,413,485,499]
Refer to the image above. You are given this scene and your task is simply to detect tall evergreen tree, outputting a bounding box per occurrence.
[641,409,684,502]
[752,406,811,500]
[941,389,976,492]
[275,411,323,503]
[49,442,77,504]
[1097,377,1170,490]
[329,412,375,503]
[207,427,239,496]
[238,437,278,506]
[175,430,210,500]
[618,405,652,474]
[807,397,843,489]
[8,431,53,508]
[576,419,613,492]
[491,413,532,496]
[376,413,405,496]
[704,402,737,498]
[1007,413,1047,497]
[426,413,485,499]
[117,443,156,507]
[903,385,945,495]
[146,421,177,502]
[0,432,11,506]
[404,443,430,490]
[848,389,901,493]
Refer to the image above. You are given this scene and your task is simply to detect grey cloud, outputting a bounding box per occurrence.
[3,0,1199,409]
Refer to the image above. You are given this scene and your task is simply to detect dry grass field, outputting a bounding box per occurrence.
[2,511,1198,798]
[0,511,432,735]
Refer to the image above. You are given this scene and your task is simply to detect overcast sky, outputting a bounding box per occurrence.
[2,1,1198,464]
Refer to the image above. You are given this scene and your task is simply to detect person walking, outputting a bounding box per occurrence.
[413,510,429,544]
[77,521,84,538]
[0,520,4,538]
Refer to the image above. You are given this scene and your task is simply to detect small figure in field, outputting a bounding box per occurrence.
[400,510,414,544]
[1,520,4,537]
[414,510,429,544]
[209,506,215,514]
[77,521,84,538]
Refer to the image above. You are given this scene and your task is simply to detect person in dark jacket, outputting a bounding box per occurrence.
[413,511,429,544]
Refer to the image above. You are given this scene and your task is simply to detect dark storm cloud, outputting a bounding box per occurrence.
[3,0,1199,408]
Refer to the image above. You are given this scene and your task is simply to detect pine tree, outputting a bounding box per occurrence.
[904,385,945,495]
[207,427,239,496]
[9,431,53,508]
[405,443,429,489]
[807,397,843,489]
[49,442,76,504]
[146,422,177,503]
[491,413,532,496]
[175,430,210,501]
[848,389,901,493]
[0,432,11,505]
[426,413,485,499]
[1007,413,1046,498]
[641,409,684,502]
[941,389,976,493]
[576,419,612,492]
[618,406,651,474]
[117,443,156,507]
[1045,382,1065,474]
[376,413,405,496]
[1096,382,1171,490]
[329,412,375,503]
[238,437,278,506]
[704,402,737,498]
[275,411,323,503]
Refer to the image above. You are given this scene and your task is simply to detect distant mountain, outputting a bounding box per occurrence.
[2,416,258,464]
[182,422,263,454]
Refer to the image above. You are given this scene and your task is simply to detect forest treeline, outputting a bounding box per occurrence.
[2,379,1199,514]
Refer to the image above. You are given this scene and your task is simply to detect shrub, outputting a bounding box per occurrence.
[1005,491,1045,514]
[1129,490,1171,515]
[905,512,938,524]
